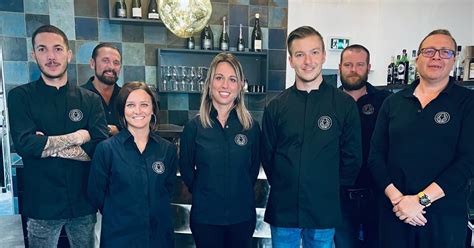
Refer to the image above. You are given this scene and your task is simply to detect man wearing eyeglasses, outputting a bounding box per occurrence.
[368,29,474,248]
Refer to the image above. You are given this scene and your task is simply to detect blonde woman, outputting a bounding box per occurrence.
[179,53,261,248]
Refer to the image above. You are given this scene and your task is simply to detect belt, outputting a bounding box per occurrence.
[341,188,372,200]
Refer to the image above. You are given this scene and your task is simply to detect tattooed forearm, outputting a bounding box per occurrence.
[55,145,91,161]
[41,130,91,158]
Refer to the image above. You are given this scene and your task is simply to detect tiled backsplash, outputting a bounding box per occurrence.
[0,0,288,125]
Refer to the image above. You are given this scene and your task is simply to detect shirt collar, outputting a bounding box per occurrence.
[210,106,238,120]
[116,128,161,145]
[36,76,69,93]
[83,76,121,96]
[402,77,455,98]
[291,80,329,95]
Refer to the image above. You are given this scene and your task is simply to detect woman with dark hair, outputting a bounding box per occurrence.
[179,53,261,248]
[88,81,177,247]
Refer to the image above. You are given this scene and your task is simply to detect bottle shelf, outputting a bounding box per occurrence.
[108,0,163,25]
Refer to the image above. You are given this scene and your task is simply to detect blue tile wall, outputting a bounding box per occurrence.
[98,19,122,42]
[4,61,29,85]
[168,94,190,111]
[0,0,287,125]
[75,18,99,40]
[25,14,50,37]
[28,61,41,82]
[0,12,26,38]
[123,65,145,83]
[0,0,24,13]
[268,28,286,49]
[24,0,49,15]
[76,40,99,64]
[3,37,27,61]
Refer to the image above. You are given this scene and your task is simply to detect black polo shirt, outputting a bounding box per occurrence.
[179,108,261,225]
[82,77,121,128]
[88,129,177,247]
[261,81,362,228]
[340,83,391,188]
[8,77,108,219]
[368,78,474,215]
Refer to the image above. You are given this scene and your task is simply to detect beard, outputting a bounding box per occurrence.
[38,61,68,80]
[96,69,118,86]
[340,72,368,91]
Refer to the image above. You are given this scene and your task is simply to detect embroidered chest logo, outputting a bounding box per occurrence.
[434,112,450,124]
[317,116,332,130]
[152,161,165,174]
[69,109,83,122]
[234,134,248,146]
[361,104,375,115]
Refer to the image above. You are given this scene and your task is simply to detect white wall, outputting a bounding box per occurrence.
[286,0,474,87]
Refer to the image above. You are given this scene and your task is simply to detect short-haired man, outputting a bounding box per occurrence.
[261,26,362,247]
[8,25,108,247]
[369,29,474,248]
[334,44,390,248]
[82,43,122,136]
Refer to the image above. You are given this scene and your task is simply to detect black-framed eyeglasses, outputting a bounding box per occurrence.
[419,48,455,59]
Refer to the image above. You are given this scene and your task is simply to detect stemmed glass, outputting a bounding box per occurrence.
[178,66,187,92]
[160,65,169,92]
[170,66,179,91]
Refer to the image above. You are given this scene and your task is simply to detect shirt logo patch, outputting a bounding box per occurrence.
[317,116,332,130]
[69,109,83,122]
[152,161,165,174]
[361,104,375,115]
[434,112,450,124]
[234,134,248,146]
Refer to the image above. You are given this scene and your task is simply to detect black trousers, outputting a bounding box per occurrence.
[190,219,256,248]
[335,188,378,248]
[378,205,467,248]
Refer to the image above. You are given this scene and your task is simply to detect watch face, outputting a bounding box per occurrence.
[420,196,431,206]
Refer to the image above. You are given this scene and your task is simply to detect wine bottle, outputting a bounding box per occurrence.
[187,36,195,50]
[131,0,142,19]
[454,45,464,81]
[200,24,214,50]
[219,16,230,51]
[408,49,417,84]
[237,24,245,52]
[147,0,159,20]
[387,56,394,85]
[251,13,262,52]
[115,0,127,18]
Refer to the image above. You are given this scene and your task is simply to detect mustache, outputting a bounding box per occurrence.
[102,69,118,76]
[45,61,61,66]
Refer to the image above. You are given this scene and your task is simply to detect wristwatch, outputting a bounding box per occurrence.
[417,192,431,207]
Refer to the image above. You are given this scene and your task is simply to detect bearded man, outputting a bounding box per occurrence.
[335,44,390,248]
[82,43,123,136]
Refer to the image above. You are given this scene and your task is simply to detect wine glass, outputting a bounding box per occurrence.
[170,66,179,91]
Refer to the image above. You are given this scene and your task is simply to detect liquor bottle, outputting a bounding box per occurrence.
[408,49,417,84]
[187,36,195,50]
[219,16,230,51]
[468,58,474,80]
[251,13,262,52]
[237,24,245,52]
[454,45,464,81]
[115,0,127,18]
[387,56,394,85]
[131,0,142,19]
[395,55,401,84]
[200,24,214,50]
[147,0,159,20]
